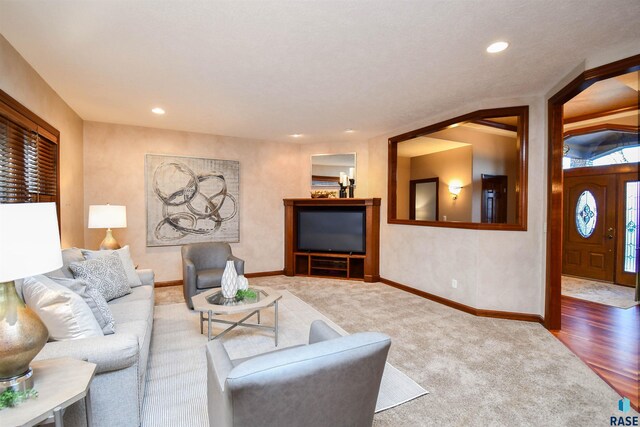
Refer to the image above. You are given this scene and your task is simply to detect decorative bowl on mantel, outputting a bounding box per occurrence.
[310,190,336,199]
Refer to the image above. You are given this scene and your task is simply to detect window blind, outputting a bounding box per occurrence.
[0,97,59,205]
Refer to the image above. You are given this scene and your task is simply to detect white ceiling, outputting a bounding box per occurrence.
[1,1,639,143]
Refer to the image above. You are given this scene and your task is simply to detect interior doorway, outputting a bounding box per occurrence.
[481,174,508,223]
[409,177,439,221]
[547,55,639,410]
[546,55,640,329]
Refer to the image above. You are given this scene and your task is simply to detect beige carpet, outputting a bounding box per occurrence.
[142,291,427,426]
[248,276,638,426]
[155,277,638,425]
[562,276,639,309]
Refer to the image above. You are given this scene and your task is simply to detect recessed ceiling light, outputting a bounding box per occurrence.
[290,134,303,138]
[486,41,509,53]
[345,129,354,133]
[151,107,165,115]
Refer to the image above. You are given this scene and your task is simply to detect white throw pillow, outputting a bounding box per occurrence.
[52,277,116,335]
[69,253,132,302]
[82,246,142,288]
[22,275,104,341]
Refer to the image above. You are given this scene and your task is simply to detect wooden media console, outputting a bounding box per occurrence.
[283,198,380,282]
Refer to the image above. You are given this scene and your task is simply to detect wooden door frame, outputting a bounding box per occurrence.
[545,54,640,330]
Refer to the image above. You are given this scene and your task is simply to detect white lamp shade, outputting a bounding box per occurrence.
[0,202,63,282]
[88,205,127,229]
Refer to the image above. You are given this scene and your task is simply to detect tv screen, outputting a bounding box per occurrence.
[297,208,366,254]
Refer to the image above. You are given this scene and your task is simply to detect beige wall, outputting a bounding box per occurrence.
[410,146,473,222]
[0,35,85,247]
[83,122,304,282]
[82,127,374,283]
[470,134,518,223]
[430,126,519,223]
[368,96,546,315]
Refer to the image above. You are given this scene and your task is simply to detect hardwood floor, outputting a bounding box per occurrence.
[552,295,639,411]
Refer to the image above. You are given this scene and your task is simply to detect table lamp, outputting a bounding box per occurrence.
[0,202,62,392]
[88,204,127,250]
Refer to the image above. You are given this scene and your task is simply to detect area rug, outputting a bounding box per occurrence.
[562,276,639,309]
[141,291,428,426]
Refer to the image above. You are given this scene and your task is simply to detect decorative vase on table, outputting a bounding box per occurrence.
[221,260,238,298]
[236,275,249,291]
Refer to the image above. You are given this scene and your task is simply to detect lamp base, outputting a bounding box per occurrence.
[0,368,34,393]
[100,228,121,250]
[0,280,48,388]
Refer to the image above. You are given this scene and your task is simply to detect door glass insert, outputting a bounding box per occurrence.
[575,190,597,238]
[624,181,639,273]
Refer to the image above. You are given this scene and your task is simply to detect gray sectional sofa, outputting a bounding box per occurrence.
[18,248,155,427]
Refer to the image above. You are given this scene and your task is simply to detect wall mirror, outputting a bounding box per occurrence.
[311,153,356,187]
[388,106,528,230]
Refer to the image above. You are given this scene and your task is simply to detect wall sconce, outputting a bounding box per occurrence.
[449,182,463,200]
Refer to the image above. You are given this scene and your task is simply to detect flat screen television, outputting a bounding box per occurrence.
[297,208,366,254]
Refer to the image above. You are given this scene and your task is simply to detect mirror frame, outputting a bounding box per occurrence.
[387,106,528,231]
[311,152,357,188]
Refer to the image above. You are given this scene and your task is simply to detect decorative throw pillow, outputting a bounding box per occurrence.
[81,246,142,288]
[52,277,116,335]
[45,247,85,279]
[22,275,104,341]
[69,252,132,302]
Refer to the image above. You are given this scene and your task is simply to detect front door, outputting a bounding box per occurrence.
[563,174,616,281]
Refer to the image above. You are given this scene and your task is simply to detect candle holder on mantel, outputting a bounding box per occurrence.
[348,179,355,198]
[338,183,347,198]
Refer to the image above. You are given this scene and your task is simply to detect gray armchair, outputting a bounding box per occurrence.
[206,320,391,427]
[182,242,245,309]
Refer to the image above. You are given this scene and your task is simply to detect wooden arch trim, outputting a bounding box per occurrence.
[545,54,640,330]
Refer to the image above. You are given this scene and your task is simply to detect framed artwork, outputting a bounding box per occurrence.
[145,154,239,246]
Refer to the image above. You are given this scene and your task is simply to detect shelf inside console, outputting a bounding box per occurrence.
[294,252,366,280]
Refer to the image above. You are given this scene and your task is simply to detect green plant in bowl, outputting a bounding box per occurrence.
[0,388,38,410]
[235,289,257,301]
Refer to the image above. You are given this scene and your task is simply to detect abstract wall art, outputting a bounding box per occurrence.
[145,154,239,246]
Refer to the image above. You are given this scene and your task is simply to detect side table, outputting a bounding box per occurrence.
[1,358,96,427]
